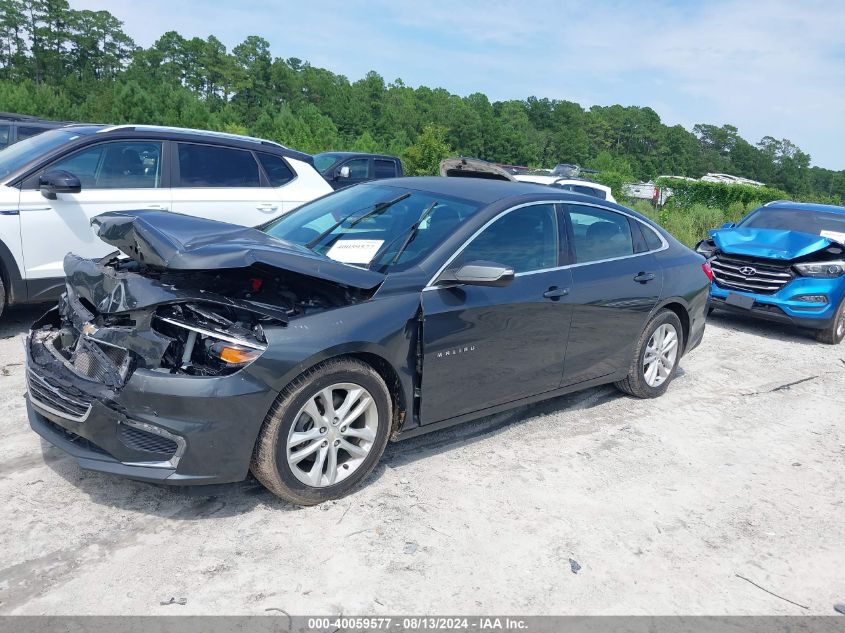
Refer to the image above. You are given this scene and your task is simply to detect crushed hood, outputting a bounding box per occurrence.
[91,210,385,290]
[709,227,834,260]
[439,157,515,181]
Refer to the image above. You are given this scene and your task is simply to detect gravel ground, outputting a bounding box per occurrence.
[0,303,843,615]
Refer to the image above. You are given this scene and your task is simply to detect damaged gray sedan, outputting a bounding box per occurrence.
[25,178,708,505]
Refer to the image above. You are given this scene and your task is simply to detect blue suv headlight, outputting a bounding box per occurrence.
[793,260,845,278]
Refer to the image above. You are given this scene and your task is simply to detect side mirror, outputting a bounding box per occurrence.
[720,222,735,229]
[438,261,515,287]
[337,165,351,179]
[40,170,81,200]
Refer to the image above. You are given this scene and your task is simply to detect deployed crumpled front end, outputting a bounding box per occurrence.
[26,210,382,484]
[698,226,845,332]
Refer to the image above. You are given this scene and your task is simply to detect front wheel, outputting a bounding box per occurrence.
[615,309,684,399]
[251,357,392,506]
[815,298,845,345]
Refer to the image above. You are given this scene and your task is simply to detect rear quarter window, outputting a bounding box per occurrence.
[257,153,295,187]
[642,224,664,250]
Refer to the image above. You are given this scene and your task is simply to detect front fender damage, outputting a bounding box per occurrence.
[30,250,378,384]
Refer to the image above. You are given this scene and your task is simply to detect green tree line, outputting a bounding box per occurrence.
[1,0,843,201]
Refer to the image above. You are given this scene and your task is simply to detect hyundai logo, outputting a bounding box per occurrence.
[738,266,757,276]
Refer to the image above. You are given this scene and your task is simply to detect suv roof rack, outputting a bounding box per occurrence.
[97,124,287,148]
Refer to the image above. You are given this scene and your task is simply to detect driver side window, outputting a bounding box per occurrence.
[459,204,558,273]
[44,141,163,189]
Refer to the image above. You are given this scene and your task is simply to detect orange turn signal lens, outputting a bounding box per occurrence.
[218,346,261,365]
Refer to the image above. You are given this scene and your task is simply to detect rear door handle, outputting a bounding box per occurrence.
[257,203,279,212]
[634,272,656,283]
[543,286,570,299]
[146,204,168,210]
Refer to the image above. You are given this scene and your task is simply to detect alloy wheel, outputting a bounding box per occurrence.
[286,382,379,487]
[642,323,679,387]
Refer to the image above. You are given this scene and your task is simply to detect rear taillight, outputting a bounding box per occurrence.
[702,262,714,282]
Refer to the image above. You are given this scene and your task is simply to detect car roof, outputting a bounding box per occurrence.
[0,112,66,123]
[60,124,313,164]
[763,201,845,215]
[368,176,571,204]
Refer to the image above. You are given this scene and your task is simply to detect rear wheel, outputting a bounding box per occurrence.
[815,298,845,345]
[251,357,392,506]
[615,309,684,399]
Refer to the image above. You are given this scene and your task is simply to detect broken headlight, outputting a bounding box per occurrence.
[793,260,845,278]
[154,303,270,376]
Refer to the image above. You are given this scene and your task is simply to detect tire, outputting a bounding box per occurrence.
[615,309,685,399]
[251,357,392,505]
[0,273,5,320]
[814,298,845,345]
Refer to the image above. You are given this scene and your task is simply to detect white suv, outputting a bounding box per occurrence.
[0,124,332,317]
[513,174,617,203]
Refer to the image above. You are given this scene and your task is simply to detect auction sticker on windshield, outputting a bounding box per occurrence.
[327,239,385,264]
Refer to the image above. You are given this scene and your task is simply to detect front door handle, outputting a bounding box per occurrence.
[257,203,279,212]
[634,272,656,283]
[146,204,168,210]
[543,286,570,300]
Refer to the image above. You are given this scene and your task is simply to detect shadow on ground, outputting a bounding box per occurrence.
[707,309,821,346]
[40,382,624,519]
[0,305,49,340]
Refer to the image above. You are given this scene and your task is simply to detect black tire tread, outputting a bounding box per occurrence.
[250,356,391,506]
[814,298,845,345]
[614,309,684,399]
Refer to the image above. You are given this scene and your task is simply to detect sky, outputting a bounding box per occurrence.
[74,0,845,170]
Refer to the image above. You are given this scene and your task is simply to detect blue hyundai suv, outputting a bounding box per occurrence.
[697,201,845,344]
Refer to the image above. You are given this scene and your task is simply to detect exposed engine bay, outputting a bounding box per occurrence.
[30,251,376,384]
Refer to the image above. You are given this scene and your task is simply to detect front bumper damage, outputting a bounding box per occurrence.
[27,308,279,484]
[25,257,285,485]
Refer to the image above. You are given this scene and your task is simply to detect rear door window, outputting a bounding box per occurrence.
[0,124,9,148]
[177,143,261,188]
[567,205,634,263]
[374,159,397,178]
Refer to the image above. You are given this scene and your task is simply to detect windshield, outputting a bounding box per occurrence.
[263,184,482,272]
[313,153,340,173]
[739,208,845,242]
[0,127,99,180]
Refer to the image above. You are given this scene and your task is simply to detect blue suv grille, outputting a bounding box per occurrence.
[711,254,793,295]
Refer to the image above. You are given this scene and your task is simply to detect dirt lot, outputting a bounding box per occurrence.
[0,303,843,615]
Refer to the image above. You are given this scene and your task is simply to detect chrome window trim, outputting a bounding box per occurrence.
[423,200,669,290]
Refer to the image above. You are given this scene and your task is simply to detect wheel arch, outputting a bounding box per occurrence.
[0,238,24,305]
[267,346,411,437]
[655,299,691,353]
[345,351,409,434]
